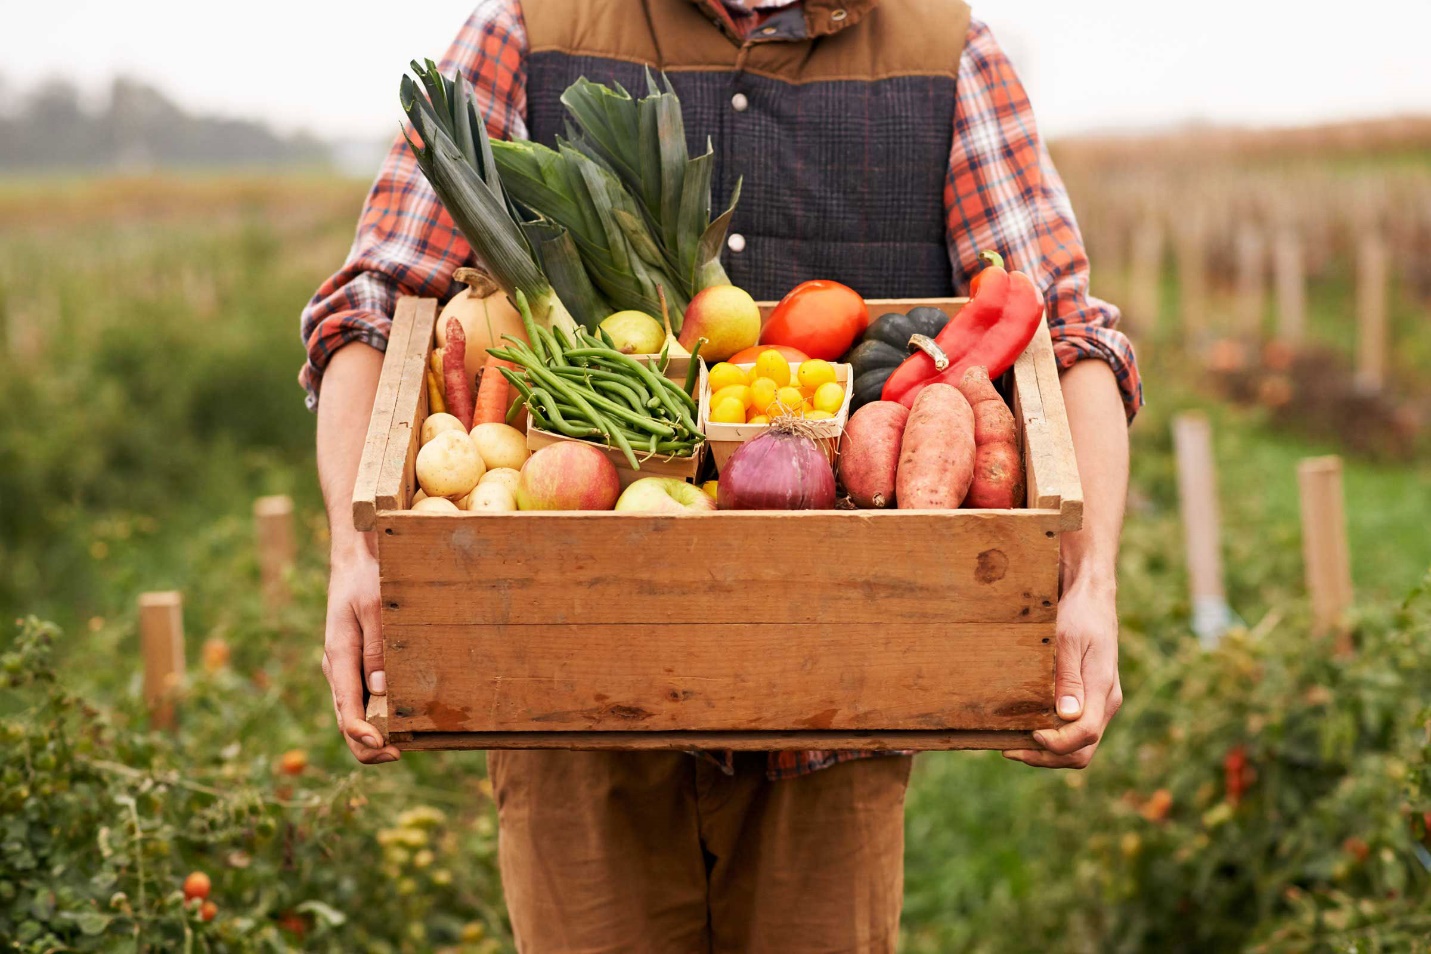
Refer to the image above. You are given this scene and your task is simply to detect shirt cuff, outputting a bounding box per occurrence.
[300,310,391,411]
[1049,323,1144,423]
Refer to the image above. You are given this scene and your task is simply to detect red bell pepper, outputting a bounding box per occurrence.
[881,251,1044,408]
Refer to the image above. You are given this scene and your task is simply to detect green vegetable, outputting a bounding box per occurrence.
[493,291,704,468]
[399,60,578,333]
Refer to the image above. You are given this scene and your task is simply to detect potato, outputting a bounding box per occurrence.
[896,384,975,510]
[465,482,517,512]
[957,366,1024,509]
[469,422,530,471]
[421,412,467,446]
[479,467,522,496]
[411,495,460,513]
[412,489,428,504]
[838,401,909,508]
[416,429,485,499]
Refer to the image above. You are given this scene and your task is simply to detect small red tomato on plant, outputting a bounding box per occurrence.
[759,280,868,361]
[278,749,307,776]
[199,900,218,922]
[182,871,211,902]
[1342,836,1371,863]
[1139,788,1173,823]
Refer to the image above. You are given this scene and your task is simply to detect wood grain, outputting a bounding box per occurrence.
[387,729,1036,751]
[353,298,420,532]
[376,298,438,515]
[382,620,1056,733]
[1297,456,1354,653]
[377,509,1060,625]
[1016,319,1084,531]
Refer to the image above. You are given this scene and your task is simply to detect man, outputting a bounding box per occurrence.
[304,0,1142,948]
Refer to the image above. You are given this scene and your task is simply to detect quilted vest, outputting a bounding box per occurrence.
[521,0,971,300]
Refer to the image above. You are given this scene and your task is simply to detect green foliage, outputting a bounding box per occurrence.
[0,612,511,954]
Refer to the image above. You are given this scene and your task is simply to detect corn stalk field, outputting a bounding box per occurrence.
[1,154,1429,952]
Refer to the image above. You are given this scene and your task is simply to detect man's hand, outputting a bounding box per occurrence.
[322,543,401,764]
[1003,578,1121,769]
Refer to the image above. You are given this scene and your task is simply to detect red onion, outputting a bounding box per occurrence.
[716,420,836,510]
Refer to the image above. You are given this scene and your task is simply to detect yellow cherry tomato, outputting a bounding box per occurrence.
[774,386,805,415]
[711,384,752,410]
[706,362,748,392]
[805,409,835,420]
[754,350,791,388]
[747,413,771,425]
[812,381,845,415]
[711,396,746,424]
[701,480,719,499]
[796,359,837,391]
[749,377,779,414]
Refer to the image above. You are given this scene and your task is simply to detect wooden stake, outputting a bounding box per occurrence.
[1175,214,1208,350]
[139,592,185,730]
[1172,413,1232,646]
[1233,226,1266,341]
[1273,229,1306,345]
[1355,232,1389,393]
[1126,218,1164,338]
[1296,456,1354,654]
[254,495,296,612]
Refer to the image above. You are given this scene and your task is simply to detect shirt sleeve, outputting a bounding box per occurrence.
[946,19,1143,421]
[298,0,529,410]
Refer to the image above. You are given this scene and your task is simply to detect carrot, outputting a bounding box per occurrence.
[443,319,474,428]
[473,356,518,426]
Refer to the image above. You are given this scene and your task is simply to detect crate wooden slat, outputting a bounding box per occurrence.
[356,296,1082,751]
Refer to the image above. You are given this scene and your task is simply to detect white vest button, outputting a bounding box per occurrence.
[731,93,749,112]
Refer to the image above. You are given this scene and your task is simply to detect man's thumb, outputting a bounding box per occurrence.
[1054,644,1084,721]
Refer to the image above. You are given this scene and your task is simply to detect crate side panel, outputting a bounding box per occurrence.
[382,620,1056,733]
[378,510,1060,626]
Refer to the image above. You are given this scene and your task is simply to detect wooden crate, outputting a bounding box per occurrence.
[354,297,1082,752]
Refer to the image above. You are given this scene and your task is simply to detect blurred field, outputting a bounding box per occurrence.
[1,171,1429,952]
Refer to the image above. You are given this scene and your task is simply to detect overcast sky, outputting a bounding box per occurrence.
[7,1,1430,141]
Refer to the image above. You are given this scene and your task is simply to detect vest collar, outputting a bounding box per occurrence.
[685,0,877,43]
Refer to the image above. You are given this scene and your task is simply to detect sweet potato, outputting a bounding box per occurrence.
[896,383,975,509]
[957,366,1025,509]
[839,401,909,508]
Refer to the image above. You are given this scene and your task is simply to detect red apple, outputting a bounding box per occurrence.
[679,285,760,361]
[517,442,621,511]
[615,477,717,514]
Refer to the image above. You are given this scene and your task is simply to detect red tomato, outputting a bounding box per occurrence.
[728,344,809,364]
[758,281,868,361]
[199,901,218,922]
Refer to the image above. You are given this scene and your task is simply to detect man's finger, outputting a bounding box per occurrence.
[1003,745,1096,770]
[357,594,386,696]
[1033,687,1108,756]
[1052,627,1088,722]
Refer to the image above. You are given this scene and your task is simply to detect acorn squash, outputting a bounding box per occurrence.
[844,307,950,411]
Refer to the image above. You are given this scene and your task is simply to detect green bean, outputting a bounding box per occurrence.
[606,425,639,469]
[597,326,618,349]
[529,389,601,438]
[521,364,615,439]
[513,291,548,364]
[683,337,706,395]
[550,365,654,404]
[562,348,696,420]
[534,326,567,367]
[592,380,649,415]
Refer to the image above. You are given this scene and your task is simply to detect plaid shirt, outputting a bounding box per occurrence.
[301,0,1143,780]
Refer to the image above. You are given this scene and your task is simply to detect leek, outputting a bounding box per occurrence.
[561,72,742,305]
[399,60,579,332]
[492,138,692,322]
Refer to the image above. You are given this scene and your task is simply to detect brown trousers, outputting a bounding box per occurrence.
[487,750,914,954]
